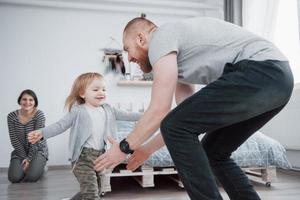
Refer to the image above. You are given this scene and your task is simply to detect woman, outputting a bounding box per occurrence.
[7,89,48,183]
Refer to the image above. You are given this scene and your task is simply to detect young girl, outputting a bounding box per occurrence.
[28,72,141,200]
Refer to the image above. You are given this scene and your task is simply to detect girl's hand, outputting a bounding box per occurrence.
[27,130,43,144]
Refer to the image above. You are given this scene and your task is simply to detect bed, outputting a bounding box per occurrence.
[100,121,291,194]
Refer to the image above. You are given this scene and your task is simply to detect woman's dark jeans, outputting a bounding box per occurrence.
[8,152,47,183]
[160,60,294,200]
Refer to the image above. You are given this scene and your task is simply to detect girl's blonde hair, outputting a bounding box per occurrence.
[65,72,103,111]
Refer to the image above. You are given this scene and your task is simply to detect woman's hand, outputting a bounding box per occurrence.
[22,159,29,172]
[27,130,43,144]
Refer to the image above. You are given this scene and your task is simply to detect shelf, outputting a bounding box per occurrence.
[117,80,153,86]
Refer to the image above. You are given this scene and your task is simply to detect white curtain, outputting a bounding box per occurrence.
[224,0,243,26]
[242,0,279,42]
[243,0,300,83]
[298,0,300,41]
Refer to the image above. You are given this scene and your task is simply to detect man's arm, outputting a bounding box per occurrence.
[126,52,178,150]
[126,82,195,170]
[133,82,195,151]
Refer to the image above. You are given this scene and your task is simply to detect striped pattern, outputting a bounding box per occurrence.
[7,110,48,161]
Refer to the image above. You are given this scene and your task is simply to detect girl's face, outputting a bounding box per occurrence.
[20,94,35,112]
[82,78,106,107]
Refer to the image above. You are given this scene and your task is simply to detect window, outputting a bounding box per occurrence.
[243,0,300,83]
[273,0,300,83]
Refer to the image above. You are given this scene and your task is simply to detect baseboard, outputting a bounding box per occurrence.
[0,168,8,173]
[290,167,300,172]
[286,149,300,169]
[47,165,71,170]
[2,165,299,172]
[0,165,72,172]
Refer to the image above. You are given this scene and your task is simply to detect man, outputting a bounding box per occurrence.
[94,17,294,200]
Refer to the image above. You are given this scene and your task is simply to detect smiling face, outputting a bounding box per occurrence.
[19,94,36,112]
[123,32,152,73]
[81,78,106,107]
[122,17,157,73]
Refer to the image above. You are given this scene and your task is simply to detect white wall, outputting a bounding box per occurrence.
[0,1,223,167]
[261,83,300,150]
[261,83,300,168]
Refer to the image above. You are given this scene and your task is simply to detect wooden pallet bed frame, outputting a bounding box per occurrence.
[100,164,277,195]
[244,166,277,187]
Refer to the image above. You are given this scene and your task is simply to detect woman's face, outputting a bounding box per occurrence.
[20,94,35,112]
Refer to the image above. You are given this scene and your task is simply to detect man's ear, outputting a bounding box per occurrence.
[136,32,146,47]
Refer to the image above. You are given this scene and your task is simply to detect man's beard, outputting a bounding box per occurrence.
[141,58,152,73]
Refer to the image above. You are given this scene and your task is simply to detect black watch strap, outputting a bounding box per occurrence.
[119,138,134,154]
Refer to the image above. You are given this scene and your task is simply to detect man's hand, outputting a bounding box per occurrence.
[22,159,29,172]
[93,136,127,172]
[126,145,151,171]
[127,133,165,171]
[27,130,43,144]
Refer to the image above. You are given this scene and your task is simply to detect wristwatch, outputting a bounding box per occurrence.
[119,138,134,154]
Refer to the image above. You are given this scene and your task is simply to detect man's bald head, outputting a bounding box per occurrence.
[122,17,156,73]
[123,17,157,37]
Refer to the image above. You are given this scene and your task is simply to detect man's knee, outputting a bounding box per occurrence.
[160,117,168,134]
[204,147,231,166]
[202,140,230,164]
[160,113,174,138]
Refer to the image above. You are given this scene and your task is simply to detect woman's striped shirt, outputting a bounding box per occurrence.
[7,110,48,161]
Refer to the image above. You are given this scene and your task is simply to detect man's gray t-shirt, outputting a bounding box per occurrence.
[148,17,287,85]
